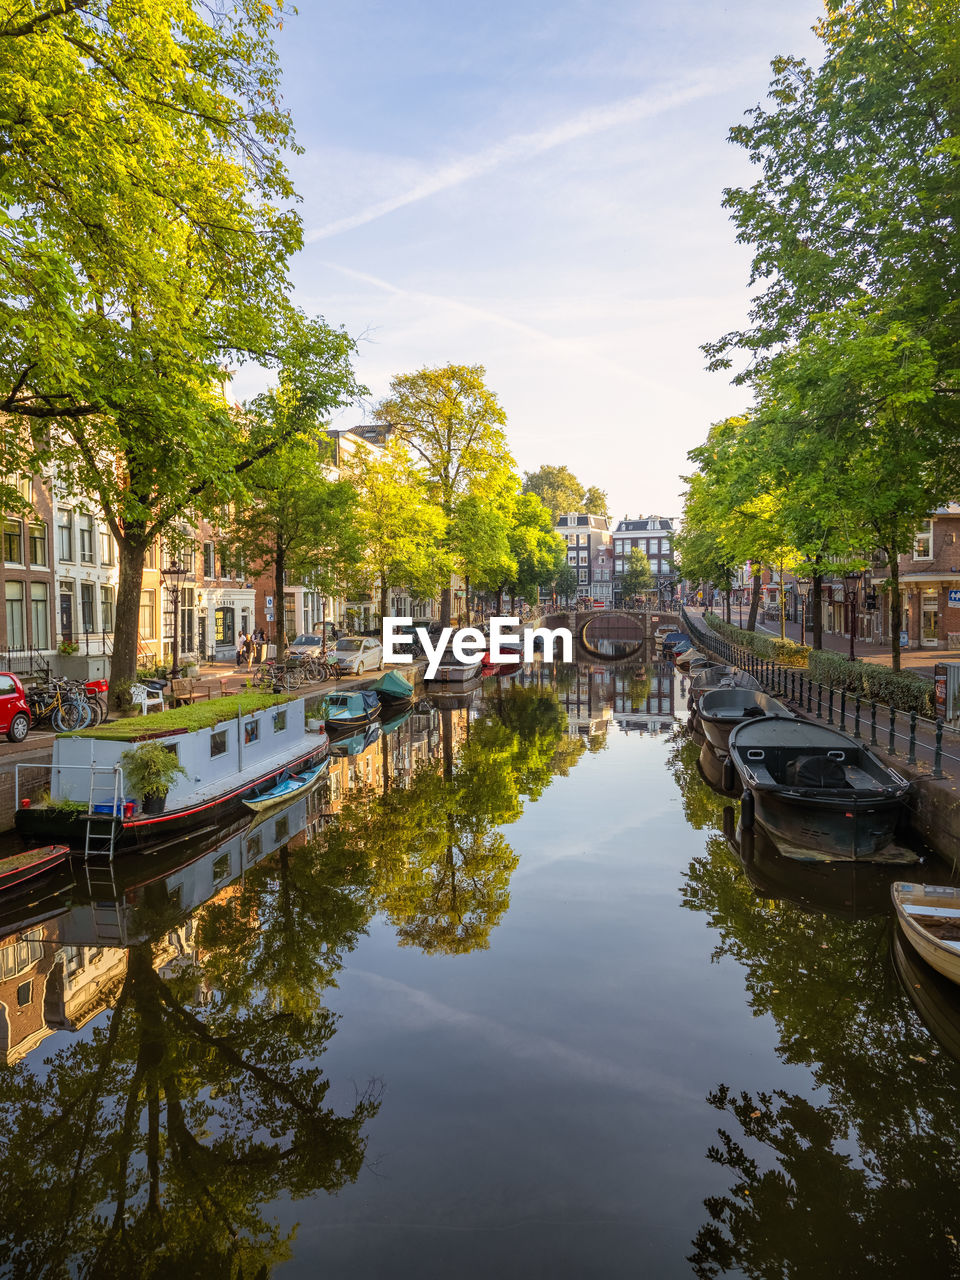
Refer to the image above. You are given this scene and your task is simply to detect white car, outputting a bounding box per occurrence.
[334,635,383,674]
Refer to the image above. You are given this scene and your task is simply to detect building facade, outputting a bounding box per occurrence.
[612,516,676,605]
[554,513,613,604]
[1,473,56,664]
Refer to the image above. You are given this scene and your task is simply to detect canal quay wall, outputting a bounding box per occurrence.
[683,614,960,871]
[0,659,430,837]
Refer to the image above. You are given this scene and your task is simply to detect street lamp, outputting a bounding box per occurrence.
[797,576,810,642]
[161,560,189,679]
[842,570,863,663]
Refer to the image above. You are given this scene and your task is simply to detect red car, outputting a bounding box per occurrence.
[0,672,31,743]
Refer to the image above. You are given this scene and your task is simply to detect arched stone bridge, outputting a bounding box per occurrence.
[532,609,682,663]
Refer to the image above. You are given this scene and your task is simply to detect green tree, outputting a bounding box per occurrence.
[228,430,361,656]
[346,434,449,622]
[0,1,339,704]
[522,464,609,519]
[554,562,579,605]
[620,547,654,603]
[373,364,515,624]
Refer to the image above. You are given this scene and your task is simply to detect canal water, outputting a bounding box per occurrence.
[1,661,960,1278]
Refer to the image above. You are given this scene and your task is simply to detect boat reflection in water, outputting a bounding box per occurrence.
[892,928,960,1065]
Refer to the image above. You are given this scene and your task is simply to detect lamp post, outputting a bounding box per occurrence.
[842,570,863,663]
[161,560,189,679]
[797,576,810,643]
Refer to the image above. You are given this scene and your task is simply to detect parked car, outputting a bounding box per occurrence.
[333,636,383,674]
[287,632,334,659]
[0,672,31,742]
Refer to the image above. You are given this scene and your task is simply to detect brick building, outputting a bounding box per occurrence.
[612,516,676,605]
[1,472,56,664]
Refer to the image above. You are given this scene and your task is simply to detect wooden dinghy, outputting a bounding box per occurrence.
[243,758,329,813]
[893,882,960,986]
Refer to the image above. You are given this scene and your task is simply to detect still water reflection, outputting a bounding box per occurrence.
[1,663,959,1277]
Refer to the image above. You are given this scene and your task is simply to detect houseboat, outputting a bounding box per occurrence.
[14,695,329,851]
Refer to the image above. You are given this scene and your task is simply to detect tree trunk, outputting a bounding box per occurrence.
[380,574,389,626]
[779,576,786,641]
[496,585,504,614]
[464,576,471,626]
[746,572,761,631]
[812,558,823,651]
[724,588,732,623]
[275,535,287,658]
[889,555,902,674]
[439,577,453,627]
[109,536,147,709]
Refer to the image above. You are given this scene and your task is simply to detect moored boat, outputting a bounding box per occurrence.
[14,694,330,850]
[698,688,794,753]
[729,717,910,860]
[243,757,330,812]
[425,658,483,684]
[324,689,381,736]
[892,928,960,1063]
[372,669,415,711]
[0,844,70,893]
[688,665,761,708]
[893,882,960,986]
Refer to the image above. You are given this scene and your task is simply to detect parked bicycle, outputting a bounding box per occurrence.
[25,679,91,731]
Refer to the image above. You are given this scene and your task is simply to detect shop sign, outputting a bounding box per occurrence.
[949,589,960,606]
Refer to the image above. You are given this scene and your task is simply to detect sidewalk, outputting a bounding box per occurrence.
[696,608,960,677]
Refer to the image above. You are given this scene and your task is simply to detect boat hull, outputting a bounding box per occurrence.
[752,787,903,860]
[426,660,483,683]
[15,746,328,851]
[893,882,960,986]
[0,845,70,893]
[325,708,381,737]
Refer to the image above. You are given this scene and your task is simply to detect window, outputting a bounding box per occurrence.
[567,553,576,566]
[99,528,115,565]
[245,832,262,864]
[244,719,259,745]
[100,585,114,633]
[578,568,588,584]
[3,518,22,563]
[79,514,94,563]
[214,607,235,646]
[274,815,289,844]
[614,540,623,555]
[273,709,287,733]
[615,558,623,574]
[29,522,46,566]
[203,541,216,578]
[139,588,156,639]
[80,581,94,632]
[30,583,49,649]
[914,519,933,559]
[5,581,25,648]
[57,510,73,562]
[14,475,32,505]
[144,541,156,569]
[16,980,32,1008]
[210,729,228,757]
[579,552,588,565]
[213,852,231,882]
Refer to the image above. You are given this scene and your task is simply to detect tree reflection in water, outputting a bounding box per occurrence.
[0,678,584,1276]
[677,762,960,1277]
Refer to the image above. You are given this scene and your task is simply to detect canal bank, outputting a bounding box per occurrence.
[681,610,960,869]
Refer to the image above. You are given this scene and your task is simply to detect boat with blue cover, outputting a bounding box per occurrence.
[243,757,330,812]
[324,689,381,736]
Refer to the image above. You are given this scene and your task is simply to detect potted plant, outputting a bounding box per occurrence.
[120,741,187,814]
[57,640,80,655]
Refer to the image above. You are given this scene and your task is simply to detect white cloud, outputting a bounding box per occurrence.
[306,70,752,243]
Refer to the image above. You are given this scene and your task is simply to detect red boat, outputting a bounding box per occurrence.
[0,845,70,893]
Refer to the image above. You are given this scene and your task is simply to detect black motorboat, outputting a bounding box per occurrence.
[698,687,794,754]
[728,716,910,860]
[688,665,761,708]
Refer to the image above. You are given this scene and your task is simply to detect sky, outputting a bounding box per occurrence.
[233,0,827,522]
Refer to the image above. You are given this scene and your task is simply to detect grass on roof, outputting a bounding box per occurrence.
[68,691,297,741]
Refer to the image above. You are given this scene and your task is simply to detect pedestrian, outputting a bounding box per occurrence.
[244,633,255,670]
[236,630,246,668]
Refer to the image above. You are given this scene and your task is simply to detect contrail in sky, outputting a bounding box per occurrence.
[306,71,744,242]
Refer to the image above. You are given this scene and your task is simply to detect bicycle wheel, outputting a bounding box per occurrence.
[53,698,84,732]
[252,665,272,688]
[282,667,303,691]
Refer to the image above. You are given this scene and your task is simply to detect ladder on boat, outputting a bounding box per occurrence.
[82,766,124,900]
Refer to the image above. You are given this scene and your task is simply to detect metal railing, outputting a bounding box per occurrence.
[682,608,960,781]
[0,645,51,679]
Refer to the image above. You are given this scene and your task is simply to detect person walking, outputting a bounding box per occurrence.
[236,631,246,669]
[244,632,255,670]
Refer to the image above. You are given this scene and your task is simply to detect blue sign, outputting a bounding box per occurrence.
[900,630,909,647]
[949,589,960,606]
